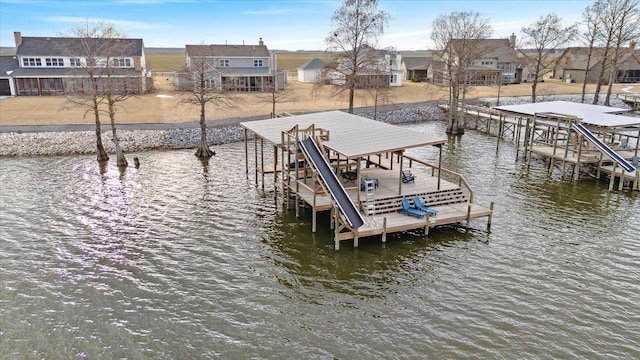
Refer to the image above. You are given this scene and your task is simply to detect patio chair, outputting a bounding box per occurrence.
[401,170,415,184]
[413,196,438,216]
[399,198,426,218]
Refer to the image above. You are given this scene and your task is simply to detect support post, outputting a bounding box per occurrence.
[618,169,625,191]
[466,204,472,229]
[382,217,387,243]
[487,201,494,229]
[573,134,584,181]
[254,136,258,185]
[437,145,443,190]
[334,207,340,251]
[260,137,265,191]
[609,163,617,191]
[425,212,430,236]
[244,128,249,177]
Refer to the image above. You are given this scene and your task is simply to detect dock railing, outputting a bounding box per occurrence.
[404,155,475,203]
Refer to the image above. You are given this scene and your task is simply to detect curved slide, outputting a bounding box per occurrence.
[299,137,364,229]
[572,123,635,172]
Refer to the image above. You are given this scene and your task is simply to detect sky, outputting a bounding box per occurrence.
[0,0,593,51]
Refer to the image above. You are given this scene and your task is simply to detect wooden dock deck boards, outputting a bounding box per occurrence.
[290,166,492,242]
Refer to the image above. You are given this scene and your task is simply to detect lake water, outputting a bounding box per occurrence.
[1,121,639,358]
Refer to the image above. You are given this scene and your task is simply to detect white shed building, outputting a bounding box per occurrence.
[297,58,325,83]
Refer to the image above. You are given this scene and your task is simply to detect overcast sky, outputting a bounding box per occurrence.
[1,0,592,50]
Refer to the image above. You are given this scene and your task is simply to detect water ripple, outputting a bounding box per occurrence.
[2,128,639,358]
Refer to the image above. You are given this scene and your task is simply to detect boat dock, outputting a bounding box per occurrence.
[450,101,640,191]
[241,111,493,250]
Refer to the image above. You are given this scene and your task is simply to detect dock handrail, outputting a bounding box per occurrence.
[404,155,475,203]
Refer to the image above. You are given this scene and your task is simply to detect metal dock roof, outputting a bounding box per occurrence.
[240,110,446,158]
[494,101,640,128]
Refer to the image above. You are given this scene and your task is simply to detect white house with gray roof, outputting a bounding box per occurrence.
[184,38,285,92]
[10,31,150,96]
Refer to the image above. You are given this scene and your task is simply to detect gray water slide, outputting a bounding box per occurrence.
[299,137,364,229]
[572,123,635,172]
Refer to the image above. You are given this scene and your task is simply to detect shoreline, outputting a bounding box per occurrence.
[0,94,633,157]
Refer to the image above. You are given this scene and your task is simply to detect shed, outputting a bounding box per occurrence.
[297,58,325,83]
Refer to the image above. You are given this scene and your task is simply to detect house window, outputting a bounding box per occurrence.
[45,58,64,67]
[390,74,397,84]
[219,59,230,67]
[253,59,263,67]
[70,58,81,67]
[22,58,42,67]
[114,58,131,67]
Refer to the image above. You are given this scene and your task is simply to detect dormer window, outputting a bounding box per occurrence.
[113,58,131,67]
[45,58,64,67]
[22,58,42,67]
[219,59,230,67]
[70,58,82,67]
[253,59,263,67]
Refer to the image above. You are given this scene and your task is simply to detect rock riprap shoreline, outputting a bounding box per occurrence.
[0,94,632,157]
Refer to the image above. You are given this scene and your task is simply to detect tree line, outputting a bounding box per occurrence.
[62,0,639,164]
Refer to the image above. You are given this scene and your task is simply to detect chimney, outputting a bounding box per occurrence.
[509,33,516,48]
[259,37,264,46]
[14,31,22,47]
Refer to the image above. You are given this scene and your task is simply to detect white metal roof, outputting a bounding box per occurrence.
[494,101,640,128]
[240,110,446,158]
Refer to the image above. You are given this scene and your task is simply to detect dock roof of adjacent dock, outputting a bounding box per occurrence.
[240,110,446,158]
[494,101,640,128]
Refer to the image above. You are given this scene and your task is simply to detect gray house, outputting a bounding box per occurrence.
[553,46,640,84]
[10,31,150,96]
[437,37,522,85]
[184,38,285,92]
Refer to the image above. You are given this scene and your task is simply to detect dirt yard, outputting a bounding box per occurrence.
[0,76,634,126]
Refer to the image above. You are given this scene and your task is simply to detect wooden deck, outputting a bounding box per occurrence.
[289,166,493,245]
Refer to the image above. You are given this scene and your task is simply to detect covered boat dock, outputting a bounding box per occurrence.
[240,111,493,249]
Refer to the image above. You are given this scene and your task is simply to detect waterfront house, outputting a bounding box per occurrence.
[184,38,286,92]
[327,45,403,88]
[553,45,640,83]
[436,36,522,86]
[10,31,150,96]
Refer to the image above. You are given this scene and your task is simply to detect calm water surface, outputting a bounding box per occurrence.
[1,121,639,359]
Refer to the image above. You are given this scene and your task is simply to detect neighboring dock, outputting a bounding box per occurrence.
[241,111,493,250]
[445,101,640,191]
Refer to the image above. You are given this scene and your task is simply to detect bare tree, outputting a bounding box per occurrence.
[325,0,390,113]
[602,0,640,105]
[175,55,235,158]
[519,14,578,103]
[63,21,138,164]
[367,76,394,120]
[580,3,603,103]
[431,11,493,134]
[257,70,296,118]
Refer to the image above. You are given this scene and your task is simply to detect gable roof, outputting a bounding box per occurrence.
[186,44,270,58]
[556,46,639,71]
[402,56,431,70]
[16,36,144,57]
[448,38,520,63]
[298,58,325,70]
